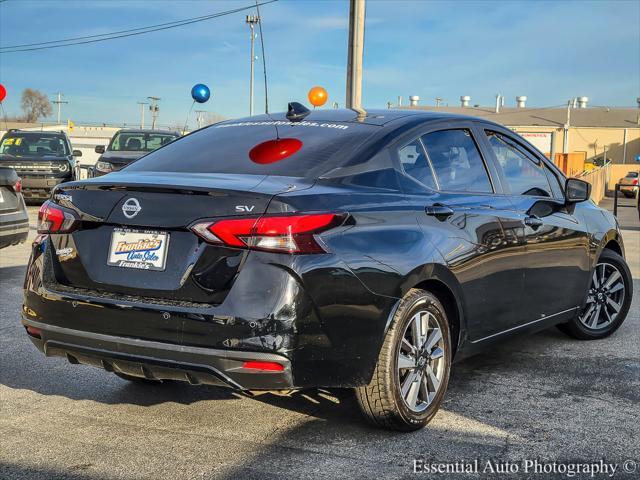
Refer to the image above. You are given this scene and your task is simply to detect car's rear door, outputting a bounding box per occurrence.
[479,127,591,322]
[397,122,528,341]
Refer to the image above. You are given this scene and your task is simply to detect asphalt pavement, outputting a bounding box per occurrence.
[1,201,638,479]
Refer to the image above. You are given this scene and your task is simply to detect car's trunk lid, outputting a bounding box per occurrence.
[48,172,312,304]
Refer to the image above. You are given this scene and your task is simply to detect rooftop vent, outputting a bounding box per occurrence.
[577,96,589,108]
[409,95,420,107]
[516,95,527,108]
[460,95,471,107]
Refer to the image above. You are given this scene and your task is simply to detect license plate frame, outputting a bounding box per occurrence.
[107,228,170,271]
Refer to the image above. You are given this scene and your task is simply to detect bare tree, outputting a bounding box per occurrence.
[21,88,52,122]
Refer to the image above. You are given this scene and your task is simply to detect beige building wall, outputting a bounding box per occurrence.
[510,125,640,165]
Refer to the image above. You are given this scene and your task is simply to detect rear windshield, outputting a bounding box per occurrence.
[124,120,379,177]
[626,172,638,178]
[0,133,69,158]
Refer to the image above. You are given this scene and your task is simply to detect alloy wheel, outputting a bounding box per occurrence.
[579,262,626,330]
[397,310,447,413]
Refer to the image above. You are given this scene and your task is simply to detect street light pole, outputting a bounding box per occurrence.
[137,101,148,129]
[52,92,68,125]
[346,0,365,111]
[195,110,206,129]
[246,15,260,116]
[147,96,160,130]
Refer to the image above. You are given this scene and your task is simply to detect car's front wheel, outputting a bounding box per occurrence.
[558,249,632,340]
[355,288,451,431]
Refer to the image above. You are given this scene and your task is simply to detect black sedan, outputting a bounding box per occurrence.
[22,108,632,431]
[92,129,179,176]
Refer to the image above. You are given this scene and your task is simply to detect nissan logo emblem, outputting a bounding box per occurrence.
[122,198,142,219]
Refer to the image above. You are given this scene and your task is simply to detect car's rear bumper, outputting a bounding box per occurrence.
[619,184,638,193]
[0,209,29,248]
[20,175,72,199]
[22,236,397,389]
[22,317,294,390]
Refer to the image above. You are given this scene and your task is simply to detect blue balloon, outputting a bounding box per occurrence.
[191,84,210,103]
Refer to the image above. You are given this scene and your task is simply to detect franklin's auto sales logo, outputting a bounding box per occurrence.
[122,198,142,219]
[114,238,162,255]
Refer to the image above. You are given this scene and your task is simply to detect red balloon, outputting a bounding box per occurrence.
[0,84,6,103]
[249,138,303,164]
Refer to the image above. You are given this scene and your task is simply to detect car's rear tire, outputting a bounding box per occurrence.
[355,288,451,431]
[114,372,165,384]
[557,249,632,340]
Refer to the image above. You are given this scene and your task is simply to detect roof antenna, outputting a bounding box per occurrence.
[286,102,310,122]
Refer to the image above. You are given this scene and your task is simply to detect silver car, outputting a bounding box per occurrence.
[618,171,639,198]
[0,167,29,249]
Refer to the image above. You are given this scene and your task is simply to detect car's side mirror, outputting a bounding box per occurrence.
[565,178,591,203]
[72,150,82,157]
[95,145,105,154]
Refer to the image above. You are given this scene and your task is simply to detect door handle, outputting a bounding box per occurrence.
[524,215,544,229]
[425,204,454,220]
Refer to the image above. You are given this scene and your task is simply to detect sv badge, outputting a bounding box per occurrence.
[235,205,255,213]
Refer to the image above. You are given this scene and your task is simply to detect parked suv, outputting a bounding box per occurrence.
[22,109,632,431]
[93,129,179,176]
[0,129,80,201]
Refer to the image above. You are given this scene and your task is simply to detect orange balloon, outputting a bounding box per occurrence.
[308,86,328,107]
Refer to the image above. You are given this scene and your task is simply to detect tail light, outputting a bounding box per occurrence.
[242,361,284,372]
[26,326,42,338]
[190,213,346,254]
[633,179,638,186]
[38,200,79,233]
[12,178,22,193]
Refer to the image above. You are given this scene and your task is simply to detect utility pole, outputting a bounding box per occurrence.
[52,92,68,125]
[195,110,206,129]
[246,15,260,116]
[563,99,572,154]
[137,101,148,129]
[147,96,160,130]
[346,0,365,111]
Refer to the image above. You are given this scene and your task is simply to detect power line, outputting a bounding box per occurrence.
[1,3,274,50]
[0,0,278,53]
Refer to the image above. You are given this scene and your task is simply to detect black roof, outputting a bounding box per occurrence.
[4,129,67,136]
[235,108,493,128]
[115,129,180,135]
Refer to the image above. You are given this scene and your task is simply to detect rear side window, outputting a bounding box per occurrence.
[485,131,552,197]
[109,132,177,152]
[420,129,493,193]
[125,120,379,178]
[397,139,436,190]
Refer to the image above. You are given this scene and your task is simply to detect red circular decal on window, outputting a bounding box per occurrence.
[249,138,303,164]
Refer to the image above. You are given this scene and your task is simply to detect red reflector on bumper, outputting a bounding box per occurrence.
[242,361,285,372]
[26,326,42,338]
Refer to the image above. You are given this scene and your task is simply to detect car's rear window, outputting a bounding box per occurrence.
[626,172,638,178]
[125,120,379,177]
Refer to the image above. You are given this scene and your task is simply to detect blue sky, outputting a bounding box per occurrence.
[0,0,638,128]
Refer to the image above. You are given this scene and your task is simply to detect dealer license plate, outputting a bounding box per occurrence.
[107,228,169,271]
